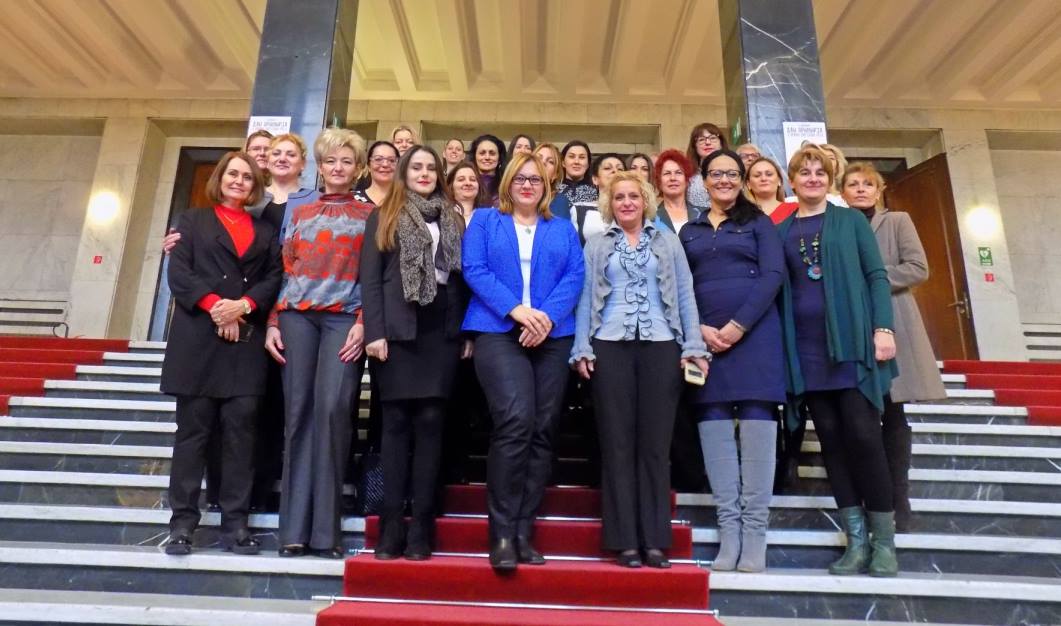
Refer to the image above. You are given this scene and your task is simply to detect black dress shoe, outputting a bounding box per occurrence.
[643,548,671,569]
[489,538,517,572]
[616,549,642,568]
[313,547,345,559]
[221,533,261,555]
[403,544,431,561]
[164,534,192,556]
[278,544,306,558]
[516,537,546,565]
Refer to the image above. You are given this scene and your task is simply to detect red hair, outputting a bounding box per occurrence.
[653,149,696,189]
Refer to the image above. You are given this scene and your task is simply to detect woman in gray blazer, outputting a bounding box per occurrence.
[841,161,946,532]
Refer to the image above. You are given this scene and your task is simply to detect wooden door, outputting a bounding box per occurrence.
[884,153,979,360]
[188,162,216,209]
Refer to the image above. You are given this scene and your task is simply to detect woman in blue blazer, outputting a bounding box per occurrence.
[462,152,585,572]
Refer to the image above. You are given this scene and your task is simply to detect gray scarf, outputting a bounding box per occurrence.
[398,190,462,305]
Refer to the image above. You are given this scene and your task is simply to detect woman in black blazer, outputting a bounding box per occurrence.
[361,145,469,561]
[161,151,282,556]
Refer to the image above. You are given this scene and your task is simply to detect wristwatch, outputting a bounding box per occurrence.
[240,298,252,315]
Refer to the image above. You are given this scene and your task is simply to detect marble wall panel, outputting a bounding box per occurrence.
[0,134,100,301]
[990,149,1061,325]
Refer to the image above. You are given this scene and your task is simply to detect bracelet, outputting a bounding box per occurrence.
[874,328,895,335]
[730,320,747,333]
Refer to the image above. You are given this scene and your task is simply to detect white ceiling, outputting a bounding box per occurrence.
[3,0,1061,107]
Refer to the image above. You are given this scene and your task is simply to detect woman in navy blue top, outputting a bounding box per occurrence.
[680,150,784,573]
[462,152,584,571]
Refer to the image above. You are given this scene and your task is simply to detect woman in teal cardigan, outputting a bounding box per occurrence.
[777,145,899,578]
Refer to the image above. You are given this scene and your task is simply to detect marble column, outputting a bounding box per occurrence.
[718,0,826,179]
[942,128,1028,361]
[66,117,152,337]
[250,0,358,188]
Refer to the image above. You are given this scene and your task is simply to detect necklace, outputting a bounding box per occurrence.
[217,208,242,225]
[795,215,823,281]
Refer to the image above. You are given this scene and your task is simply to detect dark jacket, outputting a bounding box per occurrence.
[360,209,468,343]
[160,208,282,397]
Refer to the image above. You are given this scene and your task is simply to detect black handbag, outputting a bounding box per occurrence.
[355,450,384,516]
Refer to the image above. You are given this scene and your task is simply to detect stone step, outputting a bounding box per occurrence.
[0,540,345,600]
[793,466,1059,502]
[708,568,1061,625]
[1,501,1057,577]
[0,589,320,626]
[690,529,1061,578]
[677,494,1061,537]
[76,365,163,383]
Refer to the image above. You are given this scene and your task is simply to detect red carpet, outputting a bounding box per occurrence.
[443,483,676,517]
[0,337,128,352]
[963,373,1061,390]
[943,360,1061,376]
[341,555,709,610]
[0,348,107,365]
[0,363,77,379]
[1027,406,1061,426]
[993,389,1061,407]
[317,600,723,625]
[0,395,7,414]
[364,516,693,559]
[0,378,44,395]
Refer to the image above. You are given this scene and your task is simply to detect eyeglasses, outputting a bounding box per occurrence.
[695,134,720,146]
[512,175,544,186]
[707,169,742,182]
[370,156,397,166]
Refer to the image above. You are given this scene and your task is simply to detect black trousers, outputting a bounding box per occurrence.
[381,399,446,519]
[804,388,893,512]
[205,361,284,509]
[475,331,573,541]
[168,395,258,538]
[443,358,488,484]
[590,339,682,551]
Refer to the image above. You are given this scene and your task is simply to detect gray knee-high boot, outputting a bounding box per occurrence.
[737,420,777,572]
[698,420,741,571]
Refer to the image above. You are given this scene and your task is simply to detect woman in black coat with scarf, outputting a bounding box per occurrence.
[161,151,282,556]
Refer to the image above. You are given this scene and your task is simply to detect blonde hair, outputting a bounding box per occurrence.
[269,133,307,159]
[599,170,658,224]
[533,142,563,189]
[842,161,887,209]
[788,145,835,188]
[820,143,847,193]
[498,152,554,219]
[313,127,366,169]
[391,124,419,143]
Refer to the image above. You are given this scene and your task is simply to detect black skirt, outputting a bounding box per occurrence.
[374,284,460,402]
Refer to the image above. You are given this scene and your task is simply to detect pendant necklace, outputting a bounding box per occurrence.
[795,213,823,281]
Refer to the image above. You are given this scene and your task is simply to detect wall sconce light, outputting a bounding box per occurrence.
[965,205,1001,240]
[88,191,120,224]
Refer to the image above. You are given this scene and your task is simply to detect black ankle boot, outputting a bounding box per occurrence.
[489,538,517,571]
[404,515,434,561]
[516,536,545,565]
[374,514,406,560]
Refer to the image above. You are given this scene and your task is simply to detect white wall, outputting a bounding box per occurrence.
[0,134,100,300]
[991,149,1061,325]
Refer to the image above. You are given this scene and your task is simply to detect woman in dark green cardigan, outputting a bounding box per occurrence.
[777,145,899,578]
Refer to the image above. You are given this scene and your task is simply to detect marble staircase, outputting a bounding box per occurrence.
[0,342,1059,624]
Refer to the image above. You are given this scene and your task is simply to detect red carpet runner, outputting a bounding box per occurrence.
[317,484,721,625]
[0,337,130,415]
[944,360,1061,425]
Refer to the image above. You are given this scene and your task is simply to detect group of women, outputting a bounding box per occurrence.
[160,121,945,580]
